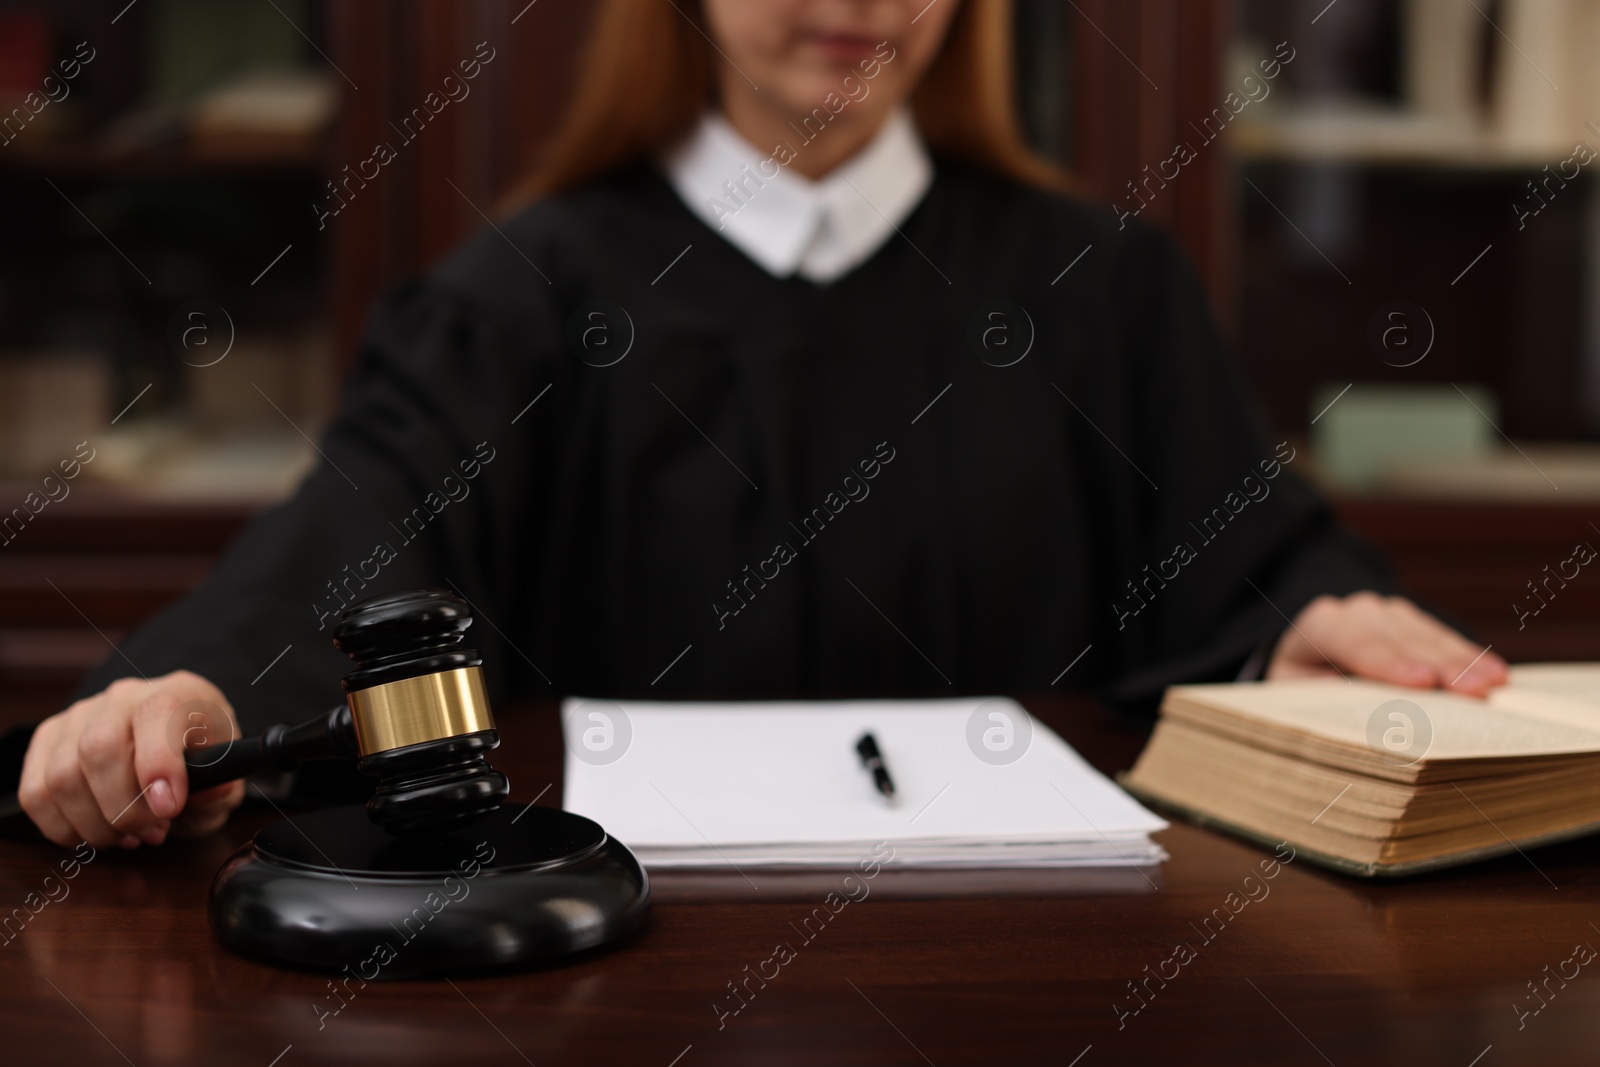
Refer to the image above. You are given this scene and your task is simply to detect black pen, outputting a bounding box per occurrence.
[855,732,896,800]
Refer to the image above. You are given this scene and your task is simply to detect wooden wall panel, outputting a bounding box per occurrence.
[1336,498,1600,662]
[1069,0,1235,328]
[327,0,406,363]
[327,0,595,363]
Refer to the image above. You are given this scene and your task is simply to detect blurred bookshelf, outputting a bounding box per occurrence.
[1232,0,1600,445]
[1229,0,1600,662]
[0,0,338,716]
[0,0,336,503]
[0,0,606,714]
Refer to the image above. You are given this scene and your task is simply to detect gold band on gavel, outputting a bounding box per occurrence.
[346,666,496,755]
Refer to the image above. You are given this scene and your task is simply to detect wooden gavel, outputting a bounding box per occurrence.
[193,587,509,834]
[3,589,510,838]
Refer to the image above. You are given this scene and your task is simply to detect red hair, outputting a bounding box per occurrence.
[514,0,1061,202]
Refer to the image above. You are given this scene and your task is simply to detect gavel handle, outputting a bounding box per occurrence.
[183,738,273,793]
[185,704,358,791]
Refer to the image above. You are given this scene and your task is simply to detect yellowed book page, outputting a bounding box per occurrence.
[1128,719,1410,835]
[1486,664,1600,729]
[1125,721,1387,865]
[1128,722,1600,870]
[1166,679,1600,760]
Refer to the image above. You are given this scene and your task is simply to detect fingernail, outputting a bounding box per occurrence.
[119,835,140,850]
[139,825,168,847]
[149,779,177,818]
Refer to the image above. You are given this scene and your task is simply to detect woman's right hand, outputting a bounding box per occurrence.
[17,670,246,849]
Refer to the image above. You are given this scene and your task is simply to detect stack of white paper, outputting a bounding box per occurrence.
[560,697,1167,870]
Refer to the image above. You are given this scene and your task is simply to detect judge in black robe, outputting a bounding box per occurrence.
[77,156,1396,732]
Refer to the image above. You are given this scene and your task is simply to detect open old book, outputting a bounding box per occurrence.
[1123,664,1600,876]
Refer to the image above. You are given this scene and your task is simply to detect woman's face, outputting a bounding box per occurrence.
[699,0,961,130]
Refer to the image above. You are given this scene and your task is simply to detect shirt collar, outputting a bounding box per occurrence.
[662,107,933,283]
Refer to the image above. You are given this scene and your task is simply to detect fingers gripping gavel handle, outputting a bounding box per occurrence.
[183,734,272,793]
[183,704,357,793]
[0,705,356,840]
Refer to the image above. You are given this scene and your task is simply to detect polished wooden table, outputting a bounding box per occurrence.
[2,695,1596,1066]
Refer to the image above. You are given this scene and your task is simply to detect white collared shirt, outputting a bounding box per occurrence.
[661,107,934,283]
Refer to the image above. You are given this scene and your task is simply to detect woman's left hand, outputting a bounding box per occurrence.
[1267,591,1509,698]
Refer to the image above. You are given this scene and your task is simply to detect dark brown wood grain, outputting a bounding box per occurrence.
[1336,496,1600,662]
[0,695,1595,1066]
[325,0,597,367]
[1069,0,1234,330]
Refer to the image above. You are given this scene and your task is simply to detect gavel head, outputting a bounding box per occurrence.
[331,589,509,835]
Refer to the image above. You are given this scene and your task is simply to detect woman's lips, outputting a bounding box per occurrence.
[805,32,882,63]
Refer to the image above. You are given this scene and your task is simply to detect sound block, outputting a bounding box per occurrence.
[208,803,649,976]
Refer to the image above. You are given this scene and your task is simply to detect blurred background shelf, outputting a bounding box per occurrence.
[0,138,327,176]
[1232,103,1595,168]
[0,480,258,721]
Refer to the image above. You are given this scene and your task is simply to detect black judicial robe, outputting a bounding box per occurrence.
[79,158,1394,733]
